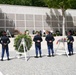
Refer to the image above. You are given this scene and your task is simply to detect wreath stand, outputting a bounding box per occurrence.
[16,38,28,61]
[55,40,69,57]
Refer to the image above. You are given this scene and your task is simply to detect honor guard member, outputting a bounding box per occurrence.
[67,31,74,56]
[0,31,10,61]
[45,30,55,57]
[33,31,43,58]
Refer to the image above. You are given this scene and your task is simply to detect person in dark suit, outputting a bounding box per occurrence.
[33,31,43,58]
[0,31,10,61]
[67,31,74,56]
[45,30,55,57]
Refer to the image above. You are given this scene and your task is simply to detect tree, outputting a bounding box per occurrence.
[31,0,46,7]
[0,0,31,5]
[0,0,46,7]
[45,0,76,36]
[69,0,76,9]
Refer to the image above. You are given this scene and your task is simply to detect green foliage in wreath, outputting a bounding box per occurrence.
[14,34,32,52]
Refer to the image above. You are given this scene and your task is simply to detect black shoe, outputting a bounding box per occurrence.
[7,58,10,60]
[68,53,71,56]
[40,56,42,58]
[47,55,51,57]
[1,59,3,61]
[52,55,55,57]
[34,56,38,58]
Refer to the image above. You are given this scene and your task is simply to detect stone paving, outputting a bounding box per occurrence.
[0,37,76,75]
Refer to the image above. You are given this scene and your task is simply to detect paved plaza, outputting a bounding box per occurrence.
[0,37,76,75]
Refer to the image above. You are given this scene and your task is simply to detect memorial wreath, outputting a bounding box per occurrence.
[14,34,32,52]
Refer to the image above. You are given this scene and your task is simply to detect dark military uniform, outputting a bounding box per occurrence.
[67,35,74,55]
[0,32,10,61]
[45,33,55,56]
[33,34,43,57]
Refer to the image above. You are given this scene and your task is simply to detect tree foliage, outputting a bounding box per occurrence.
[0,0,76,9]
[45,0,76,9]
[69,0,76,9]
[0,0,46,7]
[31,0,47,7]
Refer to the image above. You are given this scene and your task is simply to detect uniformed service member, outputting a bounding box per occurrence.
[45,30,55,57]
[0,31,10,61]
[67,31,74,56]
[33,31,43,58]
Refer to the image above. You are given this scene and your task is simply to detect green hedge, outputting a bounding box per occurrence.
[14,34,32,52]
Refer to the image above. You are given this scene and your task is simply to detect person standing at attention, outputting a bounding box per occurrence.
[67,31,74,56]
[33,31,43,58]
[0,31,10,61]
[45,30,55,57]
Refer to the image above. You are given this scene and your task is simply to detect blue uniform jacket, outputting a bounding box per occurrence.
[33,35,43,46]
[45,34,55,45]
[0,35,10,48]
[67,35,74,44]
